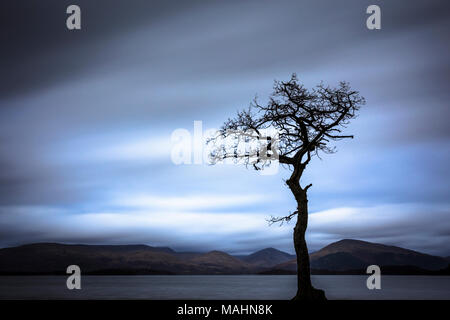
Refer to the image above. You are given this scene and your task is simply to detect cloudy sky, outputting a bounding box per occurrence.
[0,0,449,256]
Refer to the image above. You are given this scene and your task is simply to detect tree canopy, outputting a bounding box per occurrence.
[211,74,365,173]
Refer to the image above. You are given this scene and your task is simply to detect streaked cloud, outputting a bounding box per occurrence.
[1,202,448,255]
[0,0,449,256]
[114,194,271,210]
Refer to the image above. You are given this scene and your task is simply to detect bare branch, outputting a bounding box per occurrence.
[208,73,365,176]
[267,211,298,226]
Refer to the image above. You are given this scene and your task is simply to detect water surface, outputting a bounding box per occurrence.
[0,275,449,300]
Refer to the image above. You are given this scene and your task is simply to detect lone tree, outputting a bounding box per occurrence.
[209,74,365,300]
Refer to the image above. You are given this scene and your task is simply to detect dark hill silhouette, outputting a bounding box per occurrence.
[239,247,295,268]
[0,239,448,275]
[272,239,448,273]
[0,243,255,275]
[186,251,253,274]
[0,243,186,274]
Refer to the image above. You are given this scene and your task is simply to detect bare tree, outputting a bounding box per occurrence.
[209,74,365,300]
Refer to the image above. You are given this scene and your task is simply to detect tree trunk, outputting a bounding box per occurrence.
[291,190,326,301]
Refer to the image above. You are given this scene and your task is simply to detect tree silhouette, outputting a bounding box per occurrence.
[209,74,365,300]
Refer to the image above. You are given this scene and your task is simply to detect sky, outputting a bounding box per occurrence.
[0,0,449,256]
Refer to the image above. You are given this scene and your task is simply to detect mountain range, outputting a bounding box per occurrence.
[269,239,449,275]
[0,239,448,275]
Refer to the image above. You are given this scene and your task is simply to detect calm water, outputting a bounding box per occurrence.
[0,275,449,300]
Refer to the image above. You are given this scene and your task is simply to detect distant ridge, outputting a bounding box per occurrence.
[0,239,448,275]
[270,239,448,274]
[240,248,295,268]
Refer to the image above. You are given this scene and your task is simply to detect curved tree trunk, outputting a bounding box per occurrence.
[292,194,326,301]
[287,175,326,301]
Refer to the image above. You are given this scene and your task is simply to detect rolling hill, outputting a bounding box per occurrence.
[0,239,448,275]
[0,243,254,275]
[238,248,295,268]
[271,239,449,274]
